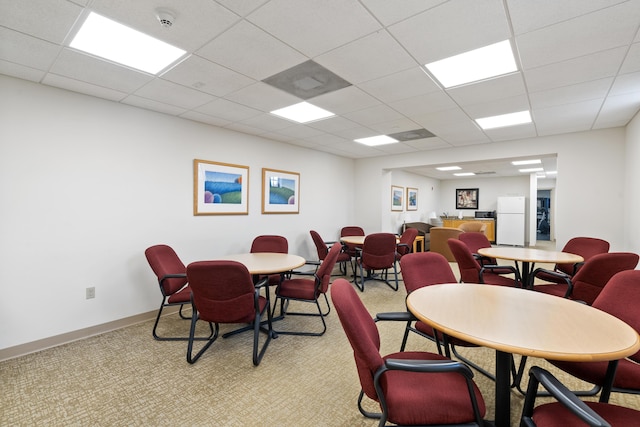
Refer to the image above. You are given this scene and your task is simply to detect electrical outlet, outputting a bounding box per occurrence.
[86,287,95,299]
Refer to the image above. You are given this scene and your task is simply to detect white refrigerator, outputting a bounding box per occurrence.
[497,196,525,246]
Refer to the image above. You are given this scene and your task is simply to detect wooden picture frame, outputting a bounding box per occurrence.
[456,188,479,210]
[193,159,249,215]
[391,185,404,211]
[407,187,418,211]
[262,168,300,214]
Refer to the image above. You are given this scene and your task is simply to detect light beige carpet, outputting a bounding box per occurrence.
[2,261,638,426]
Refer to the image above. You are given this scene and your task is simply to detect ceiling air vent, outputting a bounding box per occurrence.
[474,171,496,175]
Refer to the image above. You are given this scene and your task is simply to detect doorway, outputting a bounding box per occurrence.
[536,190,551,241]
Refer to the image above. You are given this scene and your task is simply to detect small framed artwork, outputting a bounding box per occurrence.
[391,185,404,211]
[193,159,249,215]
[456,188,479,210]
[262,168,300,214]
[407,187,418,211]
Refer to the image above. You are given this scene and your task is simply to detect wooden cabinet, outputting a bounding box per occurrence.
[442,218,495,242]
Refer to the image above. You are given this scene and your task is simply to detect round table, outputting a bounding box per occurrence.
[407,283,640,427]
[477,247,583,287]
[219,252,305,275]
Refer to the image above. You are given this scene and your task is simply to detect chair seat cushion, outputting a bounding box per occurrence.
[534,283,569,298]
[167,286,192,304]
[483,272,520,287]
[277,278,317,300]
[381,351,486,425]
[532,401,640,426]
[549,357,640,390]
[415,321,478,348]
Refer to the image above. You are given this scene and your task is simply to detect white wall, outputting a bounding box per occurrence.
[0,76,354,350]
[355,128,628,251]
[625,111,640,255]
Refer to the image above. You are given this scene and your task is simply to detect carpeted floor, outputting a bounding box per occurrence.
[2,258,639,426]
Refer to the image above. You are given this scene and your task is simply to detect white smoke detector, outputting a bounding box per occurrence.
[156,9,175,28]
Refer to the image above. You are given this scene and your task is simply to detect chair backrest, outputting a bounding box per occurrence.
[310,230,329,260]
[250,235,288,254]
[330,279,383,401]
[557,237,610,276]
[593,270,640,363]
[145,244,188,296]
[447,238,482,283]
[186,260,257,324]
[315,241,342,293]
[400,252,457,294]
[458,232,492,255]
[570,252,639,305]
[458,222,486,233]
[340,226,365,237]
[396,227,418,257]
[361,233,396,269]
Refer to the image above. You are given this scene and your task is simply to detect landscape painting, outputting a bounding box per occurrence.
[194,159,249,215]
[262,168,299,214]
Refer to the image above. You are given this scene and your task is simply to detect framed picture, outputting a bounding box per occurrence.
[456,188,479,210]
[406,187,418,211]
[262,168,300,214]
[193,159,249,215]
[391,185,404,211]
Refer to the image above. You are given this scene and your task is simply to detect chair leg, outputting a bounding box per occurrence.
[153,301,213,341]
[272,296,328,336]
[357,390,381,419]
[186,314,219,364]
[252,300,273,366]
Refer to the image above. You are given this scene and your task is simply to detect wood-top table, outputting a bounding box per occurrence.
[219,252,306,275]
[407,283,640,427]
[477,247,584,287]
[340,235,399,246]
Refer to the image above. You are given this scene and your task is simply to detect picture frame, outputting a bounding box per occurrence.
[193,159,249,215]
[262,168,300,214]
[406,187,418,211]
[391,185,404,211]
[456,188,479,210]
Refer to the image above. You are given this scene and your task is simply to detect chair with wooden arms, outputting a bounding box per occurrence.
[331,279,489,426]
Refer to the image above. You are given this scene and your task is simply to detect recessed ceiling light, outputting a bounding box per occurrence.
[270,102,335,123]
[476,111,532,130]
[70,12,186,75]
[425,40,517,88]
[454,172,476,177]
[519,167,544,173]
[511,159,541,165]
[437,166,461,171]
[354,135,399,146]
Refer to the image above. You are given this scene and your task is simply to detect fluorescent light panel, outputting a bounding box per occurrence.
[454,172,475,177]
[425,40,517,88]
[270,102,335,123]
[476,111,532,130]
[70,12,186,74]
[519,167,544,173]
[512,159,541,166]
[437,166,461,171]
[354,135,398,146]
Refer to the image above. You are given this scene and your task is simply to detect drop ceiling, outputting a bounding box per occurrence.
[1,0,639,179]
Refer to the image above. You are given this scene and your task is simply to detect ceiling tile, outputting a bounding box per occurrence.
[357,67,441,103]
[360,0,448,26]
[197,20,306,80]
[134,79,215,109]
[42,73,127,101]
[0,0,83,43]
[0,27,61,71]
[620,42,640,74]
[529,78,613,109]
[223,81,300,112]
[195,98,263,122]
[446,73,527,106]
[310,86,380,115]
[246,0,381,57]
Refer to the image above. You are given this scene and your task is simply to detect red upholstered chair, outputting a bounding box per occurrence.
[340,225,364,255]
[544,270,640,401]
[395,227,418,261]
[250,234,288,285]
[447,238,521,287]
[331,279,488,426]
[521,366,640,427]
[355,233,399,291]
[533,252,639,305]
[310,230,351,275]
[185,260,273,365]
[145,244,212,341]
[272,242,342,336]
[530,237,610,286]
